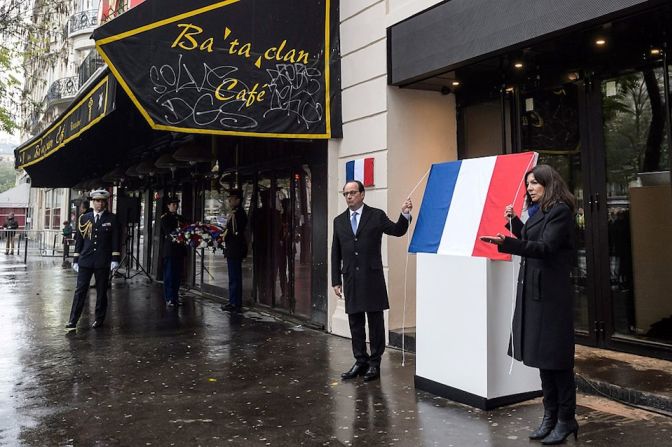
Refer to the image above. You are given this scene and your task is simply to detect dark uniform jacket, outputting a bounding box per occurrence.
[3,217,18,232]
[331,204,409,314]
[160,212,186,258]
[225,206,248,259]
[73,210,121,269]
[498,202,575,370]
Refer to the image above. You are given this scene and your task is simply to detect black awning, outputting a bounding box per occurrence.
[388,0,660,86]
[14,69,158,187]
[92,0,342,139]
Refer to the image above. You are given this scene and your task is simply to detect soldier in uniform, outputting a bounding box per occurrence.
[65,189,121,330]
[221,189,247,313]
[160,196,186,307]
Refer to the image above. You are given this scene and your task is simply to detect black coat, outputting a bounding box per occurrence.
[73,211,121,269]
[225,206,248,259]
[331,204,409,314]
[498,202,575,370]
[160,212,186,258]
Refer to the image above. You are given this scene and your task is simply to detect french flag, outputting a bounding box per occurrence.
[409,152,538,261]
[346,158,374,187]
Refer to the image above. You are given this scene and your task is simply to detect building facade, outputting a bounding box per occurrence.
[16,0,672,363]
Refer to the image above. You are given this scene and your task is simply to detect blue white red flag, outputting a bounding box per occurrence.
[409,152,538,261]
[346,157,374,186]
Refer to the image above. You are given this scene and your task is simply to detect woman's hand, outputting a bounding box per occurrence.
[480,233,506,245]
[504,204,516,220]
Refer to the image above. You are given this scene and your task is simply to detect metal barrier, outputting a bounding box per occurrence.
[1,230,74,264]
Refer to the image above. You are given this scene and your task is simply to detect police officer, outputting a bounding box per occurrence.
[65,189,121,330]
[160,196,186,307]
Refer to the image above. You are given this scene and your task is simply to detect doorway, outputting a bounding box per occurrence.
[517,63,672,358]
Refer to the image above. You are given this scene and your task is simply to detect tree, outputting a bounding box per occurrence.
[0,159,16,192]
[0,0,71,135]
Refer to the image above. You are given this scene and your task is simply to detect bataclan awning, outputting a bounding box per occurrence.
[92,0,342,139]
[14,68,159,187]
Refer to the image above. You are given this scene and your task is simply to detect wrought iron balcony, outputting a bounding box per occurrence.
[78,50,105,87]
[68,9,98,36]
[45,76,80,107]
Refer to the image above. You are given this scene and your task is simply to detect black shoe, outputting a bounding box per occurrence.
[541,418,578,445]
[91,320,104,329]
[221,303,236,311]
[65,322,77,331]
[529,411,557,440]
[363,366,380,382]
[341,362,369,380]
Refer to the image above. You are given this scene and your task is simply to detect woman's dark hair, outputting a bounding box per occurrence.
[526,164,576,213]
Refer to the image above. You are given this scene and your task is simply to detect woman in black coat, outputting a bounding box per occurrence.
[482,164,578,445]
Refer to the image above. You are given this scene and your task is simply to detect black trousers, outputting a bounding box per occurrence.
[539,368,576,420]
[69,266,110,324]
[348,311,385,367]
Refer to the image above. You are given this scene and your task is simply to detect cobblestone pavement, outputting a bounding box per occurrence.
[0,256,671,446]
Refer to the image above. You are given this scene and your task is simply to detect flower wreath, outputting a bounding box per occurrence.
[171,222,226,252]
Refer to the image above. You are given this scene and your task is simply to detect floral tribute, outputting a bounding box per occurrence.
[172,222,226,252]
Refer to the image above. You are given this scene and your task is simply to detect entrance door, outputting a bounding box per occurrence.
[596,66,672,355]
[252,167,313,318]
[519,83,599,345]
[519,65,672,358]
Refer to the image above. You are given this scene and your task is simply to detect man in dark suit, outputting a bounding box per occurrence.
[66,189,121,330]
[332,180,412,381]
[221,188,248,313]
[161,196,186,307]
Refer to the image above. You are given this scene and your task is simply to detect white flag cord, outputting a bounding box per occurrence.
[400,168,431,367]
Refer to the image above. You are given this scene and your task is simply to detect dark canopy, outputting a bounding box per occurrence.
[92,0,342,139]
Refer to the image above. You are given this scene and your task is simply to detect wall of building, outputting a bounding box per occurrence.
[328,0,457,337]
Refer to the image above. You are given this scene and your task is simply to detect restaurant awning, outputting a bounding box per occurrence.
[14,68,159,187]
[92,0,342,139]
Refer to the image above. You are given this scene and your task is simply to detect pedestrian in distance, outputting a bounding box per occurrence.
[62,220,73,260]
[332,180,412,382]
[481,164,578,445]
[160,196,187,307]
[3,212,19,255]
[65,189,121,330]
[221,188,248,314]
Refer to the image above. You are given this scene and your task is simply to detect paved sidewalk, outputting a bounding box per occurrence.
[0,255,671,446]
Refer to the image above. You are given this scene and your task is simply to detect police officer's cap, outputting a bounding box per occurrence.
[228,189,243,199]
[89,189,110,200]
[166,196,180,204]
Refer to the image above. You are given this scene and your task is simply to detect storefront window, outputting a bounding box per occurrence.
[602,68,671,343]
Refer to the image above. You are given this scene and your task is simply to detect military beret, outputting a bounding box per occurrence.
[166,196,180,204]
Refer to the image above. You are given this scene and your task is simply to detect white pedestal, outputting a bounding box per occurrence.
[415,253,541,409]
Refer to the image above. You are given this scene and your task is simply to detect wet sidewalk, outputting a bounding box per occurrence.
[1,255,671,446]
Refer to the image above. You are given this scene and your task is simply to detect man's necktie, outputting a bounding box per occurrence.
[351,211,358,234]
[95,214,99,225]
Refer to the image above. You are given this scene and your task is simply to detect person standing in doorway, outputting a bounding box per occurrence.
[66,189,121,330]
[331,180,412,382]
[481,164,578,444]
[161,196,186,307]
[221,189,248,313]
[3,212,19,255]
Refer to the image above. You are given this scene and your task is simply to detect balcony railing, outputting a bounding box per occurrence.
[78,50,105,87]
[68,9,98,36]
[45,76,80,107]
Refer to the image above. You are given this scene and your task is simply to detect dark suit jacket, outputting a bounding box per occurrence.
[225,206,248,259]
[331,204,409,314]
[73,210,121,269]
[498,202,575,370]
[160,212,186,258]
